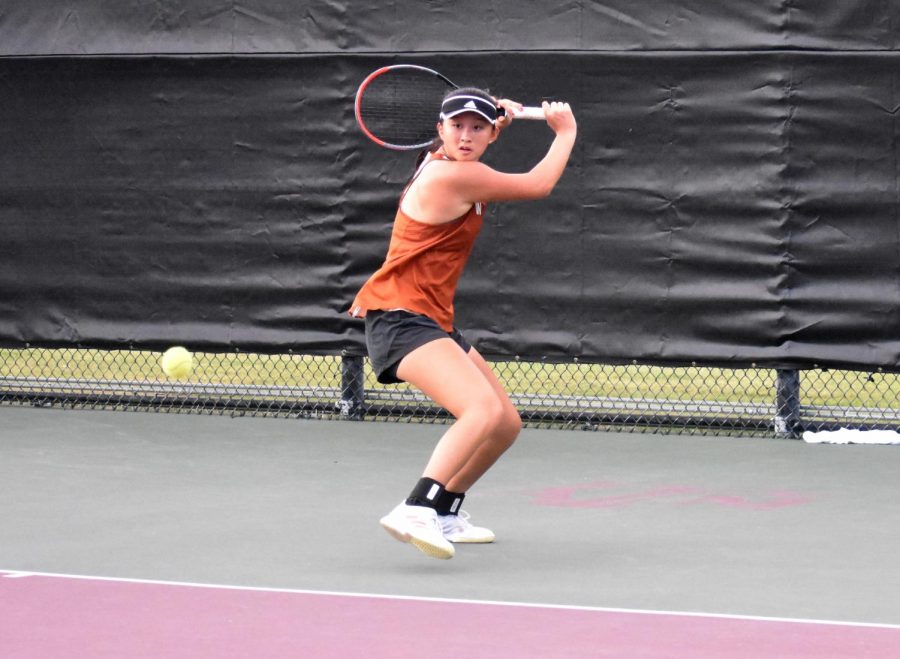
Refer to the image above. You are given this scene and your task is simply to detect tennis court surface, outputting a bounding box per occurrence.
[3,406,899,657]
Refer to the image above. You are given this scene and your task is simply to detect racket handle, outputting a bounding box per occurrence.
[516,106,546,120]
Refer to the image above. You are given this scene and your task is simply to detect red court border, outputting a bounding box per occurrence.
[3,570,898,658]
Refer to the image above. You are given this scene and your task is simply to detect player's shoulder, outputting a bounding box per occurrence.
[415,162,491,200]
[420,158,490,183]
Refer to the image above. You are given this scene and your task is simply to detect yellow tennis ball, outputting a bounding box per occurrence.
[161,346,193,379]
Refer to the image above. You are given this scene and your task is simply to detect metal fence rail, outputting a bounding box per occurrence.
[1,348,897,437]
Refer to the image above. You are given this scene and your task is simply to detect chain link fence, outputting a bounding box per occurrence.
[1,347,897,437]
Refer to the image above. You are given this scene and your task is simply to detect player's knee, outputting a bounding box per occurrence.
[498,407,522,447]
[472,395,504,427]
[485,400,521,448]
[464,393,520,447]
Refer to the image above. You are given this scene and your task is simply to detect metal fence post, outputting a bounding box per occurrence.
[340,353,365,420]
[774,368,802,438]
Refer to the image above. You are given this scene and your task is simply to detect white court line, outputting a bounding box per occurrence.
[2,568,899,631]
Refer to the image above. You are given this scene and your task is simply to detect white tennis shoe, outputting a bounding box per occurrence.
[438,510,495,543]
[380,503,455,559]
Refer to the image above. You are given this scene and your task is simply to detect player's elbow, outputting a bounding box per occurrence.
[523,170,560,199]
[529,180,555,199]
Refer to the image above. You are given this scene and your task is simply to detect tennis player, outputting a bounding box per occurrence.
[350,88,577,559]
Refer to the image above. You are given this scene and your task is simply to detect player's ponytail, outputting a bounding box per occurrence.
[415,144,439,170]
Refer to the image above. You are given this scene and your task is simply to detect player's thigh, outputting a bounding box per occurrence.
[396,338,501,418]
[464,347,516,410]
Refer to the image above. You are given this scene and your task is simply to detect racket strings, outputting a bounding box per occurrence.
[357,71,452,149]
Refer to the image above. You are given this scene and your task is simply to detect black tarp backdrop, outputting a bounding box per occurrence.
[1,2,898,370]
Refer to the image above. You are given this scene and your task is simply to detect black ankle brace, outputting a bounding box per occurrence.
[405,477,445,510]
[436,489,465,516]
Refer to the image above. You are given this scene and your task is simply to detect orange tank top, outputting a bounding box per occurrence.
[349,153,485,332]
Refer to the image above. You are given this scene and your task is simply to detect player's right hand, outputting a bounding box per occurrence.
[543,101,577,137]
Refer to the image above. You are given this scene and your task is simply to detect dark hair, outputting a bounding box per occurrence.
[414,86,496,170]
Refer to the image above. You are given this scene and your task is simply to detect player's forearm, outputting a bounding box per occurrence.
[527,130,577,197]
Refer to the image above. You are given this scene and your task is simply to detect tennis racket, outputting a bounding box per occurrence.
[354,64,545,151]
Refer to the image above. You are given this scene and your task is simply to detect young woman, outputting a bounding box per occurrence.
[350,87,577,559]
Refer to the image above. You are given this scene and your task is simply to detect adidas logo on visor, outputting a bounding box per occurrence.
[440,94,498,124]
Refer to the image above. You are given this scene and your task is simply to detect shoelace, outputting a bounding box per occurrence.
[441,511,473,533]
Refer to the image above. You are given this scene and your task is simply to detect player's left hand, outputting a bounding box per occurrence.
[495,98,523,130]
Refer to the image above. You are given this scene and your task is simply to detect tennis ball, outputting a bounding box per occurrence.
[161,346,193,379]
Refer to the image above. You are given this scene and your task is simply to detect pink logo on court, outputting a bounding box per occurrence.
[528,481,812,510]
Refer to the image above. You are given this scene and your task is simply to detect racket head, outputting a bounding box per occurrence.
[355,64,457,151]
